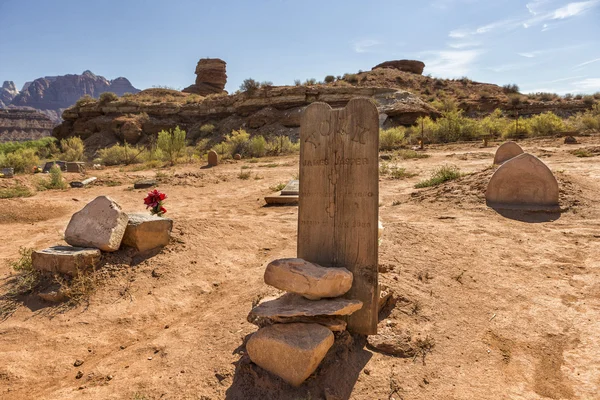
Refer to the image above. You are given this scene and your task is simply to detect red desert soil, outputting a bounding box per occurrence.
[1,136,600,399]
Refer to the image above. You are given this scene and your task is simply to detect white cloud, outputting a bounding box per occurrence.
[353,40,381,53]
[552,1,598,18]
[421,49,482,77]
[447,41,481,49]
[573,78,600,91]
[448,0,599,38]
[519,52,536,58]
[575,57,600,68]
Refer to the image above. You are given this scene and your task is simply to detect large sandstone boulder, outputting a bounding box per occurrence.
[65,196,129,252]
[486,153,559,211]
[121,213,173,252]
[246,323,334,386]
[372,60,426,75]
[182,58,227,96]
[32,246,101,276]
[264,258,353,300]
[493,141,524,165]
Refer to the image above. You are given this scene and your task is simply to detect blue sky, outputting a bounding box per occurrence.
[0,0,598,95]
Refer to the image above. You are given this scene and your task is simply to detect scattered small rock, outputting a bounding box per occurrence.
[74,359,84,367]
[75,371,83,379]
[107,375,113,381]
[148,357,153,360]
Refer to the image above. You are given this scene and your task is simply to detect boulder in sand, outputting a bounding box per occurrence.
[121,213,173,252]
[246,323,334,386]
[32,246,101,276]
[64,196,129,252]
[264,258,353,300]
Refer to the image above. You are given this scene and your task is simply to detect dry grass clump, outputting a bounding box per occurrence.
[415,165,462,188]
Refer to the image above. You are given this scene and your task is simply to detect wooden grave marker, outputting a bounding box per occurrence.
[298,98,379,335]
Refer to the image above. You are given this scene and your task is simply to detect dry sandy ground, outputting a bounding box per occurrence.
[1,136,599,400]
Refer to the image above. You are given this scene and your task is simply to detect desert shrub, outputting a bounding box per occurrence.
[528,112,565,137]
[432,109,479,142]
[260,81,273,87]
[157,126,186,165]
[324,75,336,83]
[379,127,406,151]
[8,247,41,295]
[248,135,267,157]
[509,94,522,106]
[75,95,95,107]
[583,95,595,106]
[199,123,215,134]
[99,91,118,104]
[294,79,302,86]
[389,167,417,179]
[39,164,67,190]
[479,109,509,137]
[564,93,573,100]
[343,73,359,84]
[304,78,317,85]
[238,168,251,180]
[502,118,531,139]
[60,137,85,161]
[96,143,147,165]
[195,138,212,155]
[538,92,558,102]
[415,165,461,188]
[571,148,593,157]
[223,129,251,156]
[0,185,34,199]
[266,135,299,155]
[502,84,520,94]
[0,148,39,173]
[0,137,58,156]
[240,78,260,93]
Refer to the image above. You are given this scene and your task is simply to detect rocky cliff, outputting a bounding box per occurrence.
[0,108,55,142]
[53,85,439,154]
[0,81,19,108]
[7,71,140,123]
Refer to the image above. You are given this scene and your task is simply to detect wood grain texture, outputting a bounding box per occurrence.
[297,98,379,335]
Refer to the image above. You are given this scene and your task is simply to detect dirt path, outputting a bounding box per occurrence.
[1,136,600,399]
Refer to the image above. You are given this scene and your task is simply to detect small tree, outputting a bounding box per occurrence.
[157,126,187,165]
[240,78,260,93]
[324,75,336,83]
[60,137,85,161]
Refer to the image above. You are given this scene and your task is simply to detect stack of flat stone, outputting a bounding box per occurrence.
[31,196,173,301]
[246,258,362,386]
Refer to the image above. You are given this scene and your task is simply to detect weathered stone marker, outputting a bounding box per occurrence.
[298,98,379,335]
[207,150,218,167]
[486,153,559,211]
[493,141,524,165]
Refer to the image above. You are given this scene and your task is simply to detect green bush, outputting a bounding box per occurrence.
[479,109,510,137]
[324,75,336,83]
[0,148,39,173]
[157,126,187,165]
[223,129,251,156]
[266,136,300,155]
[0,185,34,199]
[96,143,147,165]
[249,135,267,157]
[583,95,595,106]
[396,149,430,159]
[99,92,118,104]
[343,73,359,84]
[0,137,57,156]
[200,123,215,134]
[415,165,462,188]
[60,137,85,161]
[39,164,67,190]
[304,78,317,85]
[502,118,531,139]
[528,112,565,136]
[379,127,406,151]
[75,95,95,107]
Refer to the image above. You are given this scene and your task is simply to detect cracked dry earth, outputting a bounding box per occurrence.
[1,135,600,399]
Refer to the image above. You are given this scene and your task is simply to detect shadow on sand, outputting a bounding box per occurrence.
[225,331,372,400]
[491,208,562,223]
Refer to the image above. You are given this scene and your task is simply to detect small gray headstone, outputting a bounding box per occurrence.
[1,168,14,178]
[281,180,299,196]
[134,180,157,189]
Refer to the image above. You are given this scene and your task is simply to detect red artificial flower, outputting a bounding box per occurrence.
[143,189,168,216]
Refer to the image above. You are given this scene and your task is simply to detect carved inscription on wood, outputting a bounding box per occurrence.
[298,98,379,335]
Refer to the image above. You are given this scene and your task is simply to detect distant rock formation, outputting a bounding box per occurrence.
[0,108,55,142]
[10,71,140,122]
[372,60,425,75]
[0,81,19,107]
[182,58,227,95]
